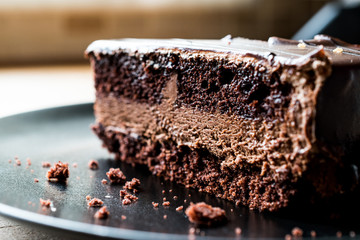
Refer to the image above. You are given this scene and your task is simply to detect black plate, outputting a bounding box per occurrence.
[0,104,357,240]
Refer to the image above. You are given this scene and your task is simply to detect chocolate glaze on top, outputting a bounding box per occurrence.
[268,35,360,66]
[86,35,360,67]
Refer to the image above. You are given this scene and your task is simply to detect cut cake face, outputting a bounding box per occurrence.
[86,35,360,211]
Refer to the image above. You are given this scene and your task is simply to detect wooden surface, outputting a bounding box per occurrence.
[0,65,94,239]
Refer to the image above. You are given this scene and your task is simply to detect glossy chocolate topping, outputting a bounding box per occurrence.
[86,35,360,66]
[268,35,360,66]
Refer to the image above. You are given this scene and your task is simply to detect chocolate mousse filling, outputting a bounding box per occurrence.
[87,36,360,211]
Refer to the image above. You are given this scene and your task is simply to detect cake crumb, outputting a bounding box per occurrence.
[162,190,165,194]
[285,234,292,240]
[124,178,140,190]
[152,202,159,208]
[350,231,356,238]
[86,195,91,201]
[185,202,226,226]
[169,189,173,193]
[26,158,31,166]
[94,206,109,219]
[106,168,126,183]
[189,227,196,235]
[297,42,306,49]
[336,231,342,238]
[163,197,167,201]
[163,215,167,219]
[120,190,127,197]
[124,193,138,201]
[72,163,78,168]
[40,198,51,207]
[176,206,183,211]
[122,198,132,205]
[101,179,108,185]
[163,201,170,206]
[291,227,303,237]
[121,215,127,220]
[173,196,178,200]
[310,230,316,238]
[121,191,138,205]
[88,159,99,170]
[34,178,39,183]
[235,227,242,235]
[42,162,51,168]
[46,161,69,182]
[16,159,21,166]
[88,198,104,207]
[333,47,343,54]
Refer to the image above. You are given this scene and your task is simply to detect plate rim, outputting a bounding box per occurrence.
[0,203,192,240]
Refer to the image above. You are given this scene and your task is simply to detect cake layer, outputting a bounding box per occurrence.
[92,50,293,120]
[86,35,360,211]
[92,122,296,211]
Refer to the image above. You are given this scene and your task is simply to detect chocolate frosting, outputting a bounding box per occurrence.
[268,35,360,66]
[86,35,360,67]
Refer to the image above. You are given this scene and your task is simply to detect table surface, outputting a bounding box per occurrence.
[0,64,94,240]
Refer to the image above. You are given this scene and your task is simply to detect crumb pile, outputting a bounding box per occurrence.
[46,161,69,182]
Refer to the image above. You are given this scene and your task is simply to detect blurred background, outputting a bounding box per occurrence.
[1,0,360,66]
[3,0,359,66]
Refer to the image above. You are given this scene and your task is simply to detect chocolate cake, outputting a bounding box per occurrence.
[85,35,360,211]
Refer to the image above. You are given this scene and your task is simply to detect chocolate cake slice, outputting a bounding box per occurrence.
[85,35,360,211]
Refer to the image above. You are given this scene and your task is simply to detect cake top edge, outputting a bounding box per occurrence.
[85,35,360,66]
